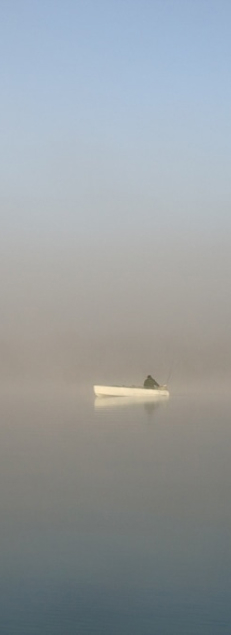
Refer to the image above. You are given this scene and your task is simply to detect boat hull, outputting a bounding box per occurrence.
[94,385,169,398]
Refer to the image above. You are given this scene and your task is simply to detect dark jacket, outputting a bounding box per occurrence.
[143,375,159,389]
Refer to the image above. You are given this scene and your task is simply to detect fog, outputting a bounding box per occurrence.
[1,1,231,393]
[1,226,230,393]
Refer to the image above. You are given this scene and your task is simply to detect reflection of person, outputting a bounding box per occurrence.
[143,375,159,389]
[144,401,160,415]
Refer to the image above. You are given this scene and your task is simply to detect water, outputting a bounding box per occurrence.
[0,386,231,634]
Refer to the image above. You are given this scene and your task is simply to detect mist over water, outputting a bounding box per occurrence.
[1,231,230,392]
[1,3,231,392]
[1,2,231,632]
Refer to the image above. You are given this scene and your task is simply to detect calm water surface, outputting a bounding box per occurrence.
[0,387,231,634]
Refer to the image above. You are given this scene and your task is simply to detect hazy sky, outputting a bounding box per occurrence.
[1,0,231,385]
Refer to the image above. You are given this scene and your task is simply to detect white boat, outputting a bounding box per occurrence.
[94,385,169,398]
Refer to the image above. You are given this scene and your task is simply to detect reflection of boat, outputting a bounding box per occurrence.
[94,395,169,409]
[94,385,169,398]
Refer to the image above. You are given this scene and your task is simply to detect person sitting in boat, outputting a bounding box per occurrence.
[143,375,159,389]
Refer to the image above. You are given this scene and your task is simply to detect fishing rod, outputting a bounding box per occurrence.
[165,358,177,386]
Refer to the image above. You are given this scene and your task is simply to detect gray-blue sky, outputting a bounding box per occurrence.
[1,0,231,386]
